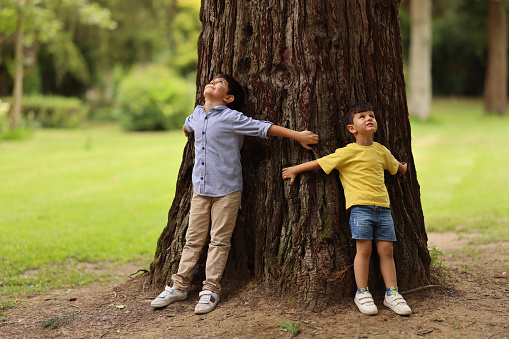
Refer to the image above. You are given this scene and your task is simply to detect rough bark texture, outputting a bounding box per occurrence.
[150,0,430,309]
[484,0,507,116]
[408,0,431,120]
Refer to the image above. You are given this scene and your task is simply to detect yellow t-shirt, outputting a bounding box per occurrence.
[317,142,400,209]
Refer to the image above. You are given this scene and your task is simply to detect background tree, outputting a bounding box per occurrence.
[150,0,431,308]
[484,0,507,116]
[408,0,432,120]
[0,0,115,129]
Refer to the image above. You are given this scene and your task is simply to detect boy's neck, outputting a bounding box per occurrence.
[204,98,227,113]
[354,134,374,146]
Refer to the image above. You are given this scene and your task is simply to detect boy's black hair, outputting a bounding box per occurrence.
[343,102,374,127]
[214,74,245,111]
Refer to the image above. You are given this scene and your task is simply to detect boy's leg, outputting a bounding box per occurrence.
[171,193,213,291]
[354,239,372,289]
[151,193,212,308]
[353,239,378,315]
[350,205,378,315]
[202,191,242,293]
[375,240,397,288]
[194,191,241,314]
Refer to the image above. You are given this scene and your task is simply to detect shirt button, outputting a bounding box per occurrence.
[202,131,205,135]
[201,177,203,180]
[201,162,204,165]
[202,147,204,150]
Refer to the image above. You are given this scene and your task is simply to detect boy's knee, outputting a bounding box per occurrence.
[355,240,373,257]
[376,241,394,257]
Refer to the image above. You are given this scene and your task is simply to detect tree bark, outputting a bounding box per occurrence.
[150,0,430,309]
[10,1,25,130]
[408,0,432,120]
[484,0,507,116]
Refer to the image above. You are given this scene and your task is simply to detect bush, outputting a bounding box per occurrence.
[116,65,194,131]
[2,95,89,128]
[0,99,35,140]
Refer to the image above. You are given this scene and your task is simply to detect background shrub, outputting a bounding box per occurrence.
[2,96,89,128]
[116,64,194,131]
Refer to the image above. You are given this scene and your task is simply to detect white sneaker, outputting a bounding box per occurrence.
[354,291,378,315]
[383,292,412,315]
[150,286,187,308]
[194,290,220,314]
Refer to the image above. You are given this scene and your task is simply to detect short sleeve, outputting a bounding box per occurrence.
[317,150,342,175]
[231,110,272,138]
[381,145,400,175]
[184,112,195,133]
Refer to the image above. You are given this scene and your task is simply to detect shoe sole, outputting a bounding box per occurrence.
[383,300,412,315]
[194,303,218,314]
[151,294,187,308]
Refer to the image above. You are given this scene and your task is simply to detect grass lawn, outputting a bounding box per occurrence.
[0,98,508,297]
[411,98,509,242]
[0,124,186,295]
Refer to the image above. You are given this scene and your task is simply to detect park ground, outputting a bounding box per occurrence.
[0,232,507,339]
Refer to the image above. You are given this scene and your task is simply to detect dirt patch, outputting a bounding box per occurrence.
[1,232,508,339]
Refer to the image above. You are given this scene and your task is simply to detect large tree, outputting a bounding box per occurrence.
[484,0,507,116]
[150,0,430,309]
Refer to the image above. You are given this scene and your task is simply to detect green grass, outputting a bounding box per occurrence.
[411,98,509,242]
[0,124,186,295]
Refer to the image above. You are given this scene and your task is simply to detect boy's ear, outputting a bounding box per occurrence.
[223,94,234,104]
[347,124,356,134]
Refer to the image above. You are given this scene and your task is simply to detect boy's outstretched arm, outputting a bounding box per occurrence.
[282,160,321,185]
[397,162,407,176]
[267,125,318,150]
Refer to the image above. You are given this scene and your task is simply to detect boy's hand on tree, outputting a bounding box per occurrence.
[183,124,190,137]
[398,162,407,176]
[282,167,298,185]
[298,130,319,150]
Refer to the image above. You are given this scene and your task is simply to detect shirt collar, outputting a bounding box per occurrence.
[206,105,228,114]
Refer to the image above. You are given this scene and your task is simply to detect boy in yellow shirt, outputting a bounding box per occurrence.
[282,102,411,316]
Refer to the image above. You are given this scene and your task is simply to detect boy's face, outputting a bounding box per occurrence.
[203,77,234,104]
[348,110,377,135]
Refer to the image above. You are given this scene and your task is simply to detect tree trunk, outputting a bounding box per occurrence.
[484,0,507,116]
[150,0,430,309]
[10,1,25,130]
[408,0,432,120]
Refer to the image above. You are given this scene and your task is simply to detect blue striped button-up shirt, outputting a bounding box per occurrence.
[184,105,273,197]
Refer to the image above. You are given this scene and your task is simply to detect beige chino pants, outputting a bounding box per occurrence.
[171,191,241,293]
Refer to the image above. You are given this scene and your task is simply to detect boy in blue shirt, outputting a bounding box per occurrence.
[151,74,319,314]
[282,102,412,316]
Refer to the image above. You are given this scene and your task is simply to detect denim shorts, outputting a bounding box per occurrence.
[349,205,397,241]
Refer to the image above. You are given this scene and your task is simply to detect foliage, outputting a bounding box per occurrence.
[0,0,116,91]
[0,125,185,295]
[2,95,89,128]
[116,64,194,131]
[167,0,201,75]
[277,322,301,338]
[0,98,35,140]
[41,313,81,329]
[400,0,489,96]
